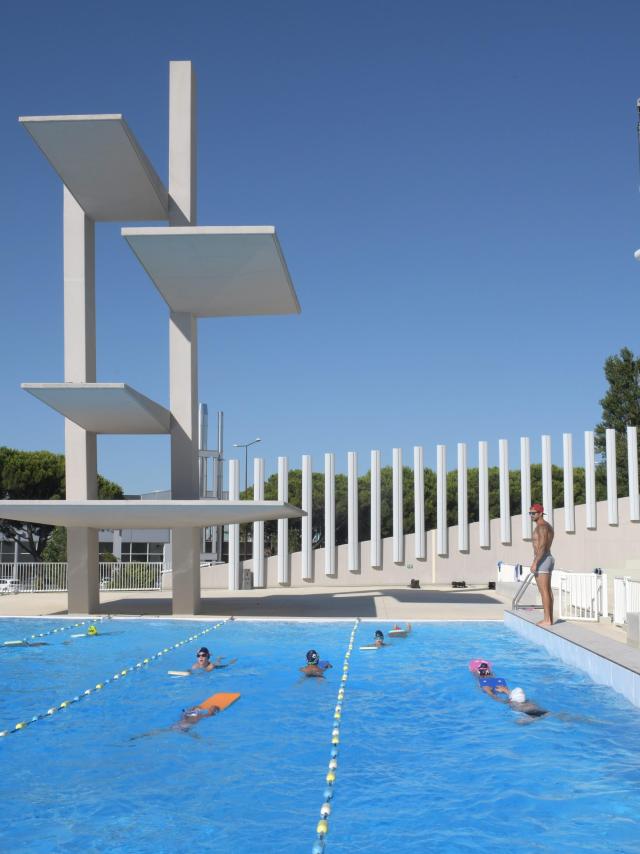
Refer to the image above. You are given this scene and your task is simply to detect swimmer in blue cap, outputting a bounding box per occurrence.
[300,649,332,678]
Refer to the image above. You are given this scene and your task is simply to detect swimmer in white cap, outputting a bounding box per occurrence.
[508,687,548,721]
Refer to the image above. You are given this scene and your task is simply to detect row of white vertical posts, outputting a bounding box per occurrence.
[232,428,640,590]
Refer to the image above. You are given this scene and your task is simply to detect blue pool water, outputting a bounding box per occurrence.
[1,617,639,853]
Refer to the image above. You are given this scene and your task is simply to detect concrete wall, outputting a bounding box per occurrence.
[196,496,640,590]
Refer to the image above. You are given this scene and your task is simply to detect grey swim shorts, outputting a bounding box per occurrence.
[536,554,555,574]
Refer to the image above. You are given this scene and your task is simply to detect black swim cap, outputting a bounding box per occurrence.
[374,630,384,639]
[198,647,210,657]
[306,649,319,665]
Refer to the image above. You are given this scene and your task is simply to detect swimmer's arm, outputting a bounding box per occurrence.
[482,686,506,701]
[211,657,237,669]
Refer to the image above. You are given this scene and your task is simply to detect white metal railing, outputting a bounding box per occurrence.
[613,576,640,626]
[0,562,67,592]
[558,572,608,621]
[0,562,164,592]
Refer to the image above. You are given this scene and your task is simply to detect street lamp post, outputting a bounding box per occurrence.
[232,438,261,565]
[233,437,262,495]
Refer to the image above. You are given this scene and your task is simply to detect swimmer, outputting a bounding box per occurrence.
[475,662,510,699]
[300,649,333,677]
[192,647,237,672]
[373,630,388,648]
[389,623,412,637]
[507,688,549,723]
[131,703,222,740]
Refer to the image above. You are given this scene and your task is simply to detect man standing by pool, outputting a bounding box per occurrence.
[529,503,555,626]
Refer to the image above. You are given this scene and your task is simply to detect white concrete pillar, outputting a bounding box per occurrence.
[277,456,289,584]
[393,447,404,564]
[301,454,312,580]
[563,433,575,533]
[63,187,99,614]
[414,446,425,560]
[457,442,468,552]
[228,459,240,590]
[370,450,382,568]
[169,60,197,226]
[520,436,531,540]
[606,428,618,525]
[541,435,553,529]
[169,310,200,612]
[585,430,596,529]
[628,426,640,522]
[347,452,359,572]
[436,444,447,556]
[478,441,489,548]
[168,60,200,614]
[499,439,511,544]
[324,453,335,576]
[252,457,265,587]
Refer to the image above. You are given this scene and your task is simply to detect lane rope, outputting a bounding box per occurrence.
[312,618,360,854]
[2,618,98,645]
[0,618,232,738]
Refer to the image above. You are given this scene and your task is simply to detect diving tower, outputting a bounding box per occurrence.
[6,61,302,615]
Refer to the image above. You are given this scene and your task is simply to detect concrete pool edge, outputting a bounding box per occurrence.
[505,610,640,709]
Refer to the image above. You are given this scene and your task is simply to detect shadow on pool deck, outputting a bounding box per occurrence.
[87,586,508,619]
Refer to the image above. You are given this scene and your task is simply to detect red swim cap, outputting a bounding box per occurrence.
[530,503,544,513]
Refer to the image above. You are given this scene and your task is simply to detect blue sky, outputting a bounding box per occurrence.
[2,1,640,494]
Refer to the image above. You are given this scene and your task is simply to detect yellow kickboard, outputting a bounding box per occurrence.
[197,692,241,713]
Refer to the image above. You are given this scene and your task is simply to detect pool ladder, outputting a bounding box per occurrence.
[512,569,543,611]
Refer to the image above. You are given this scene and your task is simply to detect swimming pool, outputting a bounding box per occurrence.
[1,618,639,853]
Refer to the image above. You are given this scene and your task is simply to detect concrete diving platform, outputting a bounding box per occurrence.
[0,499,304,529]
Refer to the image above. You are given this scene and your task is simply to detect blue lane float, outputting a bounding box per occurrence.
[0,618,231,739]
[312,617,360,854]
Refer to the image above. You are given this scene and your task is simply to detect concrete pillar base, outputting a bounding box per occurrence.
[67,527,99,614]
[172,527,201,614]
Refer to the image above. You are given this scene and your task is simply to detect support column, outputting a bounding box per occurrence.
[499,439,511,544]
[324,453,336,576]
[168,60,200,614]
[563,433,575,533]
[253,457,265,586]
[301,454,312,580]
[392,448,404,564]
[63,187,98,614]
[520,437,531,540]
[277,456,289,584]
[478,441,489,548]
[414,446,425,560]
[457,443,468,552]
[370,450,381,568]
[541,435,553,529]
[347,451,359,572]
[436,445,447,556]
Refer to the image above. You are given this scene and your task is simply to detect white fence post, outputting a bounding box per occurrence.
[520,436,531,540]
[627,426,640,522]
[606,428,618,525]
[253,457,265,588]
[437,444,447,556]
[458,442,468,552]
[277,456,289,584]
[393,448,404,564]
[301,454,312,581]
[414,446,425,560]
[479,441,489,548]
[563,433,575,533]
[324,452,336,576]
[348,451,359,572]
[585,430,596,529]
[370,449,382,567]
[228,459,240,591]
[541,435,553,528]
[499,438,511,544]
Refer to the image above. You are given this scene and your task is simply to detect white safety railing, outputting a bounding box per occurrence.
[99,562,163,591]
[558,572,607,621]
[0,562,164,592]
[613,576,640,626]
[0,562,67,592]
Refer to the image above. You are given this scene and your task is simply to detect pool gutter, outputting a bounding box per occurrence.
[505,609,640,709]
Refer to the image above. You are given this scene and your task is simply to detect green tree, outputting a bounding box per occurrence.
[594,346,640,496]
[0,447,124,561]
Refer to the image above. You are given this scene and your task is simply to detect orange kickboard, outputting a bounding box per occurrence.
[197,692,241,713]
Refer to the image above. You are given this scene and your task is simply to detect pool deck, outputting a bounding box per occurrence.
[0,584,510,621]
